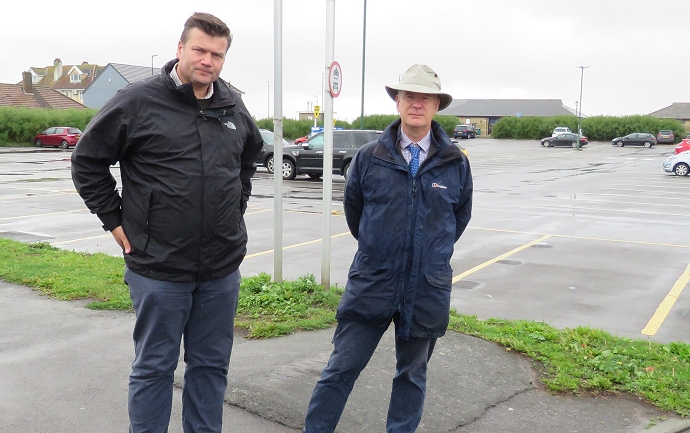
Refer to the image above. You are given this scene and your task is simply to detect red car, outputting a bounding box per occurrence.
[675,137,690,154]
[34,127,82,149]
[294,135,309,145]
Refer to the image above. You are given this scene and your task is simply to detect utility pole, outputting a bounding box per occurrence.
[576,66,590,149]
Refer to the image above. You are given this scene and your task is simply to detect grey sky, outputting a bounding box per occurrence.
[1,0,688,122]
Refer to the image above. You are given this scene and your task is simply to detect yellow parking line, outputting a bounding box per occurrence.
[244,231,351,259]
[245,209,273,215]
[452,234,553,283]
[641,263,690,336]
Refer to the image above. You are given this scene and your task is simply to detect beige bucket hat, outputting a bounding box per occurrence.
[385,64,453,111]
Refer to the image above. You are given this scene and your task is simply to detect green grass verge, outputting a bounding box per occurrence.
[1,237,689,416]
[449,314,690,416]
[0,238,342,337]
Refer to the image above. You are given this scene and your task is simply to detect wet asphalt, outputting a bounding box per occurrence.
[1,142,689,431]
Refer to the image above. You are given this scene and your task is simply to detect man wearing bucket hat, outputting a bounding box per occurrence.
[302,64,473,433]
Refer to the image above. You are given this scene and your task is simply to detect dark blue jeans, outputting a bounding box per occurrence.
[303,315,436,433]
[124,267,240,433]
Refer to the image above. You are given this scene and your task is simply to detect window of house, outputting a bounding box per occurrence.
[70,73,81,83]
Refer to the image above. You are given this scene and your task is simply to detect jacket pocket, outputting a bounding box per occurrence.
[121,188,151,255]
[337,264,397,323]
[411,266,452,334]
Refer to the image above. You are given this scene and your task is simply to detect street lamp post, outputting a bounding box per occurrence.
[359,0,367,130]
[267,80,270,119]
[151,54,158,76]
[576,65,590,149]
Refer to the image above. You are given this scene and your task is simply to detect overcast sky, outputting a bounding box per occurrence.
[1,0,688,122]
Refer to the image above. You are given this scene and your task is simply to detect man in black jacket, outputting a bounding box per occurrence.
[71,12,263,433]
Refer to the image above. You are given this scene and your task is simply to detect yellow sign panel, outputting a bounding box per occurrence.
[313,105,321,117]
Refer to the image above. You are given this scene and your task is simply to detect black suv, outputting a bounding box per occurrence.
[278,130,382,180]
[453,124,476,139]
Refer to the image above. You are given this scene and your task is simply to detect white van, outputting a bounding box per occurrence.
[552,126,573,137]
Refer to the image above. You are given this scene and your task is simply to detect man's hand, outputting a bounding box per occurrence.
[111,226,132,254]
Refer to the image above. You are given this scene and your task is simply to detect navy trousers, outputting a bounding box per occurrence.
[124,267,241,433]
[303,315,436,433]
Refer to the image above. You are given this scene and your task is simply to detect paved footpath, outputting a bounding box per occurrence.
[1,280,688,433]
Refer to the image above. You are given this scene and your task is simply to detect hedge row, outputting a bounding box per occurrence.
[0,107,97,144]
[6,106,682,146]
[0,106,464,145]
[492,115,686,142]
[254,115,460,140]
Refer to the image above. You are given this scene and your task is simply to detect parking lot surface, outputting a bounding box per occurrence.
[3,141,690,433]
[1,140,688,344]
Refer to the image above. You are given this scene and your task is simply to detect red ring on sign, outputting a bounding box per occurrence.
[328,61,342,98]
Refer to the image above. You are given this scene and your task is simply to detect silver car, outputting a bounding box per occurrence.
[663,151,690,176]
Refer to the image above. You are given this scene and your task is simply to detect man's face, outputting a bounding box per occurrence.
[395,91,440,132]
[176,28,228,89]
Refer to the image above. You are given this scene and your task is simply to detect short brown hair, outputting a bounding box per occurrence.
[180,12,233,51]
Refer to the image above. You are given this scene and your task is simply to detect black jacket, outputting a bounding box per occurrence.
[71,59,264,282]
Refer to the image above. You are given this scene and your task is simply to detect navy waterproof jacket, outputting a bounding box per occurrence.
[339,119,473,339]
[71,59,263,282]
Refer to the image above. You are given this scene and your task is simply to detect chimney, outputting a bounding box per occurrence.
[53,58,63,81]
[22,71,33,94]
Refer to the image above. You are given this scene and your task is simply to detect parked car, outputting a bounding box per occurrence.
[453,124,476,139]
[278,130,382,180]
[663,151,690,176]
[34,127,82,149]
[551,126,572,137]
[675,137,690,154]
[255,129,296,174]
[541,133,588,148]
[656,130,675,144]
[611,133,656,148]
[294,135,309,145]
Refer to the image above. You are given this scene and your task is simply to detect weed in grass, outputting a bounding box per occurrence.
[237,273,343,338]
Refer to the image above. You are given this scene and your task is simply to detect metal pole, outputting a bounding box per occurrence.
[577,65,589,143]
[273,0,284,281]
[321,0,335,290]
[359,0,367,130]
[267,80,270,119]
[151,54,157,75]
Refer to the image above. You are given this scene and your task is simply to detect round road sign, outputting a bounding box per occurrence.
[328,61,342,98]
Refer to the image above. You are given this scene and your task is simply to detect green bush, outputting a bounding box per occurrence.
[433,115,462,137]
[492,115,686,142]
[0,107,96,145]
[349,114,399,131]
[3,107,685,147]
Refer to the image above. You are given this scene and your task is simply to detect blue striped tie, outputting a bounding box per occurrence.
[409,144,420,177]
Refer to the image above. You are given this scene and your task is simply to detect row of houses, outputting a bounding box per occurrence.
[1,58,689,133]
[0,58,162,110]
